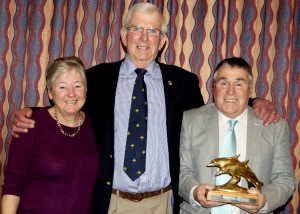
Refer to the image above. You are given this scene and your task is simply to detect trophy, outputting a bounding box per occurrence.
[206,154,263,205]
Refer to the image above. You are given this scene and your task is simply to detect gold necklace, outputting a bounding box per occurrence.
[53,108,82,137]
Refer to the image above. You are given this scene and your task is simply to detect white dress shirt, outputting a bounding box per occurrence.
[218,110,247,214]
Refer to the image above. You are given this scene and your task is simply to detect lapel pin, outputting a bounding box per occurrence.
[168,80,172,86]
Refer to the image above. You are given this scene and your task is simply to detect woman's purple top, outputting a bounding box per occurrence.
[2,108,99,214]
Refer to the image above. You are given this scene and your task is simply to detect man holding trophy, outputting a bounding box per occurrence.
[179,57,295,213]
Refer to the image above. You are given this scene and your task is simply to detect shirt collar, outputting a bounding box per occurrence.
[219,108,248,127]
[121,55,161,79]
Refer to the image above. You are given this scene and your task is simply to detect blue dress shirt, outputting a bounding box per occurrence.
[113,56,171,193]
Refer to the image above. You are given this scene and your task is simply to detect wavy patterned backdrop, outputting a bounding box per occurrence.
[0,0,299,213]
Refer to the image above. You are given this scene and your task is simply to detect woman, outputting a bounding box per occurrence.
[2,56,99,213]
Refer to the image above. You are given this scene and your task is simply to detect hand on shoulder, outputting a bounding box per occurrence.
[11,107,35,138]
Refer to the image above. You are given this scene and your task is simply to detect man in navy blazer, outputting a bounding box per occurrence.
[85,58,204,213]
[11,3,280,214]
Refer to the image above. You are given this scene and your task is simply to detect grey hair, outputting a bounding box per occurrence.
[124,2,167,35]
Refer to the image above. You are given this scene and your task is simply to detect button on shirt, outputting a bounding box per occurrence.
[113,56,171,193]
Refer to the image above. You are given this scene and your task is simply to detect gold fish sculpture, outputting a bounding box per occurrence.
[207,155,263,193]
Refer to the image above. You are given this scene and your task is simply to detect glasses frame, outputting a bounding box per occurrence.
[126,26,162,37]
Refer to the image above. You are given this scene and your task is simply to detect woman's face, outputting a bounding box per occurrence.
[48,69,86,118]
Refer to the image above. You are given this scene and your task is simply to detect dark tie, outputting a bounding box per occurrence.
[123,68,148,181]
[212,119,238,214]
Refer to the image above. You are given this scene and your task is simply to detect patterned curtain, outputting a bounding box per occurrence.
[0,0,299,212]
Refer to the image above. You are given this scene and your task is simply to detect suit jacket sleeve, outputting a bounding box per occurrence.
[179,110,202,202]
[260,120,295,212]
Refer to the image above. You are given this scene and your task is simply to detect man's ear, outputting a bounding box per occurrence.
[158,34,167,51]
[249,86,253,98]
[120,28,127,47]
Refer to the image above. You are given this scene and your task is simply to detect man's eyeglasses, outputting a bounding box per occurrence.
[126,26,162,37]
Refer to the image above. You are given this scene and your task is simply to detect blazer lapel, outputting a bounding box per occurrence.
[246,107,263,161]
[104,60,123,152]
[160,65,175,141]
[107,61,122,113]
[205,105,220,160]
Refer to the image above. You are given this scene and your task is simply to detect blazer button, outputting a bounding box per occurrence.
[109,155,113,158]
[106,181,111,186]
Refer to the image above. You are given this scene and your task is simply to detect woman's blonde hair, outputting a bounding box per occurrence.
[46,56,87,91]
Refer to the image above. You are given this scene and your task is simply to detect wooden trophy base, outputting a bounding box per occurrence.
[207,190,258,205]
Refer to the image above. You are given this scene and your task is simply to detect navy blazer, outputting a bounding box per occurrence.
[84,59,204,214]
